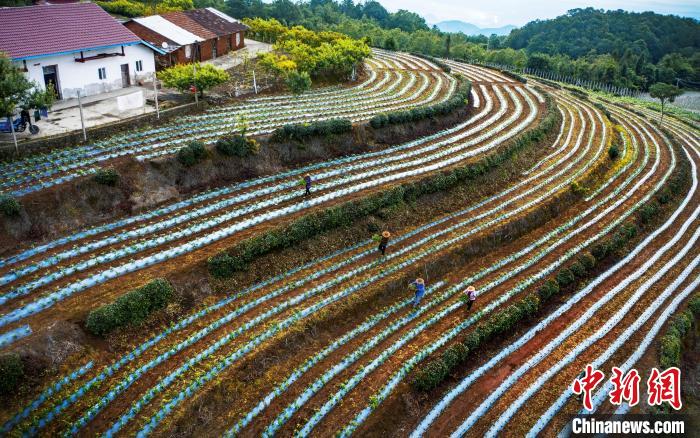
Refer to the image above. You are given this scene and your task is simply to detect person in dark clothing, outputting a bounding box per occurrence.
[304,174,312,196]
[378,231,391,256]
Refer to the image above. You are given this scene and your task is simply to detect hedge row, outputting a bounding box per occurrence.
[409,52,451,73]
[498,69,528,83]
[271,119,352,142]
[659,294,700,369]
[208,90,558,279]
[85,279,174,337]
[412,249,596,391]
[369,80,472,129]
[410,151,690,392]
[215,135,260,158]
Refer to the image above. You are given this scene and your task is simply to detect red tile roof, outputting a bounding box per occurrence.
[182,8,248,37]
[0,2,142,60]
[161,11,218,40]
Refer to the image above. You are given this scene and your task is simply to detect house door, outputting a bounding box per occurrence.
[42,65,61,99]
[212,40,217,59]
[120,64,130,87]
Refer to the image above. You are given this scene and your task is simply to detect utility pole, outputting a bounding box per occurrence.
[153,72,160,119]
[77,89,87,141]
[192,62,199,106]
[9,113,18,153]
[253,69,258,94]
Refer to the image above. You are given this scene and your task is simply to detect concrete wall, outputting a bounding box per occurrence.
[18,44,156,99]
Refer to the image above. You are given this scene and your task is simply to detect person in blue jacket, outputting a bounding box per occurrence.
[304,174,312,196]
[410,278,425,308]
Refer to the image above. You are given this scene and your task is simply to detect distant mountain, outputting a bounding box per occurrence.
[434,20,516,36]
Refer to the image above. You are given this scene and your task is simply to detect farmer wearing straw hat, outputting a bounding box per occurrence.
[464,285,477,311]
[410,278,426,308]
[378,231,391,256]
[303,174,312,196]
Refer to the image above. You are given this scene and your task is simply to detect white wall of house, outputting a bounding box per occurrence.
[16,44,156,100]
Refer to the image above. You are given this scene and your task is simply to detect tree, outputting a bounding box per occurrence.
[0,54,55,150]
[649,83,682,123]
[157,63,229,97]
[285,70,312,94]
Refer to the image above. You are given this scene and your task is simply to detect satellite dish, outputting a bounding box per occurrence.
[161,42,168,49]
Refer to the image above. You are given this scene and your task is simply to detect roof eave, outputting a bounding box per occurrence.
[11,40,142,61]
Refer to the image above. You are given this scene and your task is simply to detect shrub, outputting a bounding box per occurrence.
[608,144,621,160]
[0,195,21,217]
[93,168,119,186]
[537,279,560,301]
[208,252,242,279]
[215,135,259,157]
[639,202,659,224]
[272,119,352,142]
[95,0,147,17]
[689,295,700,315]
[412,359,448,391]
[578,252,596,271]
[0,353,24,394]
[177,141,207,166]
[659,334,681,369]
[158,63,229,97]
[569,260,587,278]
[368,80,471,129]
[86,279,174,336]
[556,268,575,287]
[285,70,312,94]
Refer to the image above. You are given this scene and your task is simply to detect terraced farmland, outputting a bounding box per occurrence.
[1,51,698,437]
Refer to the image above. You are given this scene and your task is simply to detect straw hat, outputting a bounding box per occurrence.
[415,278,425,285]
[466,286,475,292]
[382,231,391,238]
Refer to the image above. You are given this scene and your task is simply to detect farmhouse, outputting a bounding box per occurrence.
[125,7,248,68]
[0,2,164,100]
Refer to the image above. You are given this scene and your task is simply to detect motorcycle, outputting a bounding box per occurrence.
[0,110,40,135]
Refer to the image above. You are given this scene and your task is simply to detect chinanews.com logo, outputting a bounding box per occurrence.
[566,364,692,436]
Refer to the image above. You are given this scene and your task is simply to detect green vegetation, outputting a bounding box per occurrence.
[659,294,699,368]
[157,63,229,97]
[208,91,559,278]
[247,18,370,92]
[0,353,23,394]
[0,195,21,217]
[95,0,194,17]
[226,2,698,91]
[85,279,174,337]
[369,80,471,129]
[649,83,683,123]
[215,135,259,157]
[271,118,352,142]
[93,168,120,186]
[177,141,207,166]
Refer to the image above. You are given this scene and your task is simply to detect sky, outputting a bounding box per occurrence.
[374,0,700,28]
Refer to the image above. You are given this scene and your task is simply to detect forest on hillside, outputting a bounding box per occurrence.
[224,1,699,90]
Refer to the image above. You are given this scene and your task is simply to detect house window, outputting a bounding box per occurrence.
[98,67,107,80]
[235,32,241,46]
[135,60,143,72]
[185,45,192,59]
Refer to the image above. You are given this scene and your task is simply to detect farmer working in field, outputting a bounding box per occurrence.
[410,278,426,309]
[464,285,477,311]
[304,174,312,196]
[378,231,391,256]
